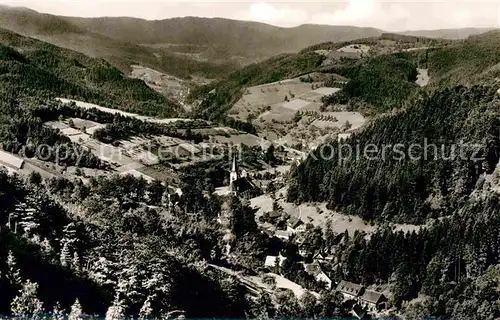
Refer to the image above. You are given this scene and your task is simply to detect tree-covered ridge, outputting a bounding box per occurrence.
[422,30,500,87]
[289,85,500,223]
[0,169,259,318]
[322,53,419,113]
[189,52,326,121]
[331,190,500,319]
[0,97,105,168]
[301,32,452,54]
[0,28,183,117]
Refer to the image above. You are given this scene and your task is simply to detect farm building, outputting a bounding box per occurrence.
[287,216,306,233]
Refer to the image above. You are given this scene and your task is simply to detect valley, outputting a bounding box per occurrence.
[0,5,499,320]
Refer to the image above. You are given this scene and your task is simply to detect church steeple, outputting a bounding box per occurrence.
[230,156,239,190]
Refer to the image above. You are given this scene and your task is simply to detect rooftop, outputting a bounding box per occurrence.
[337,280,364,296]
[360,290,386,304]
[0,150,24,170]
[287,216,304,229]
[264,255,286,268]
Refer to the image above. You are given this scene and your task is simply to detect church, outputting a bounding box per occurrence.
[214,157,261,199]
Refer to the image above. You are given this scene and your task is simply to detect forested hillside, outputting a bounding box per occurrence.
[289,85,500,223]
[0,28,183,117]
[322,53,419,113]
[64,15,382,61]
[423,30,500,86]
[0,6,239,79]
[0,169,265,317]
[332,189,500,319]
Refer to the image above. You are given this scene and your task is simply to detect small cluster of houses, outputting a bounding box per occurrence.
[262,253,388,313]
[263,254,334,290]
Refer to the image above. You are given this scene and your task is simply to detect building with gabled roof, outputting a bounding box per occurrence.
[304,262,332,289]
[337,280,364,300]
[287,215,306,233]
[359,290,387,312]
[264,254,286,268]
[228,156,261,198]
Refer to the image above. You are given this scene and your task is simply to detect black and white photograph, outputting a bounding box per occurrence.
[0,0,499,319]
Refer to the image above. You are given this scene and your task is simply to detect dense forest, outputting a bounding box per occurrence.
[321,53,419,113]
[289,85,500,223]
[0,167,352,318]
[0,28,183,117]
[423,30,500,87]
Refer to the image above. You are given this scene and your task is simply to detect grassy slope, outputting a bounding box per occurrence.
[190,52,326,120]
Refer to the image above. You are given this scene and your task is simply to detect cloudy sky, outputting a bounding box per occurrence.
[0,0,499,31]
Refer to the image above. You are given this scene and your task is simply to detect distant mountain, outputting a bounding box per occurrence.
[401,28,496,40]
[65,16,384,59]
[0,6,383,67]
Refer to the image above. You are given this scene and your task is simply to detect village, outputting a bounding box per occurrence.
[0,67,425,319]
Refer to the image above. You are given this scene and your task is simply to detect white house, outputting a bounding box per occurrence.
[264,255,286,268]
[304,262,333,289]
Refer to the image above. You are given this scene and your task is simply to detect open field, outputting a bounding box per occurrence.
[250,189,425,237]
[311,111,366,130]
[229,78,323,121]
[130,65,191,110]
[227,76,361,150]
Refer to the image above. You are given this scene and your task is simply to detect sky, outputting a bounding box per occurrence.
[0,0,499,31]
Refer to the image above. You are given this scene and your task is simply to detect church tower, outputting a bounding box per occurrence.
[229,156,238,187]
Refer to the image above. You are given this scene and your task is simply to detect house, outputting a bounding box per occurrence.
[313,251,334,262]
[267,210,282,219]
[336,280,364,300]
[275,230,292,241]
[359,290,387,312]
[298,244,310,257]
[304,263,333,289]
[287,216,306,233]
[0,150,24,171]
[264,255,286,268]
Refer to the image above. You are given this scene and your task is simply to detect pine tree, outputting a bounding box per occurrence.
[71,252,81,273]
[138,296,153,320]
[7,250,22,287]
[60,242,71,267]
[52,302,66,320]
[68,299,83,320]
[10,280,44,319]
[105,295,126,320]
